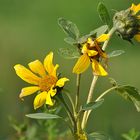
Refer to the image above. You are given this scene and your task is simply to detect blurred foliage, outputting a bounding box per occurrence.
[9,116,72,140]
[0,0,140,140]
[122,129,140,140]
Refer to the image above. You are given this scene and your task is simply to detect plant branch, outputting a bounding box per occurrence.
[81,27,116,129]
[75,74,81,113]
[95,86,118,102]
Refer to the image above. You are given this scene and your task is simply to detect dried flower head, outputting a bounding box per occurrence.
[113,3,140,42]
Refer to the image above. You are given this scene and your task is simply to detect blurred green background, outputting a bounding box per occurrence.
[0,0,140,139]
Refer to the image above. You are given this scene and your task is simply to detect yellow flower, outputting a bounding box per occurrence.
[73,34,109,76]
[14,52,69,109]
[130,3,140,42]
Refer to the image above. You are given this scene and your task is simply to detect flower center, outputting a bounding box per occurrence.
[39,75,57,91]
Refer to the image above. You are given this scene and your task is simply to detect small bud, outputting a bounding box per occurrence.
[113,4,140,42]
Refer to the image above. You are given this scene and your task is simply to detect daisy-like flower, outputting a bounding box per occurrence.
[113,3,140,42]
[14,52,69,109]
[73,34,109,76]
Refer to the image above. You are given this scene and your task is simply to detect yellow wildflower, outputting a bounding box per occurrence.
[14,52,69,109]
[73,34,109,76]
[130,3,140,42]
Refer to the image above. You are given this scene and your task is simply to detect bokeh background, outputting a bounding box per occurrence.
[0,0,140,139]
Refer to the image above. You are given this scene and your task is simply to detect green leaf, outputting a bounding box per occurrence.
[77,25,108,44]
[58,18,79,40]
[109,78,118,87]
[64,37,77,45]
[77,34,90,44]
[90,25,109,37]
[88,132,110,140]
[58,48,80,59]
[82,99,104,111]
[26,113,61,120]
[108,50,125,58]
[97,2,111,26]
[116,85,140,112]
[122,128,140,140]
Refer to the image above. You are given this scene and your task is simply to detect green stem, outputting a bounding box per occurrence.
[81,27,116,130]
[85,86,118,122]
[81,75,98,129]
[95,86,118,102]
[57,94,76,133]
[64,89,76,116]
[75,74,81,113]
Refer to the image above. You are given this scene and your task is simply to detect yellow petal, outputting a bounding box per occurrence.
[46,92,54,106]
[92,59,108,76]
[130,3,140,15]
[28,60,46,77]
[87,38,93,44]
[56,78,69,88]
[134,34,140,42]
[96,34,109,42]
[87,50,98,57]
[33,91,47,109]
[73,54,90,74]
[19,86,40,98]
[48,87,57,97]
[14,64,41,85]
[82,44,88,54]
[44,52,55,74]
[51,64,59,78]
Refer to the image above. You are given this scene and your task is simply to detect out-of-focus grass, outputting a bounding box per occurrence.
[0,0,140,139]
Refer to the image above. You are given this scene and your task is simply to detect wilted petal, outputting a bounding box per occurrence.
[73,54,90,74]
[87,50,98,57]
[19,86,40,98]
[14,64,41,85]
[28,60,46,77]
[92,59,108,76]
[96,34,109,42]
[34,91,47,109]
[56,78,69,88]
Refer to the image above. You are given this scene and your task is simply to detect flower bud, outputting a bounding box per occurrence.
[113,4,140,42]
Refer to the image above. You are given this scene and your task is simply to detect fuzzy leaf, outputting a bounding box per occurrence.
[97,2,111,26]
[58,18,79,40]
[82,99,104,111]
[64,37,77,45]
[26,113,61,120]
[88,132,110,140]
[108,50,125,58]
[116,85,140,112]
[90,25,109,37]
[58,48,80,59]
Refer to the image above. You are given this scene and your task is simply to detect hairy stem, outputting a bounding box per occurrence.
[81,76,98,129]
[75,74,81,113]
[81,27,116,129]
